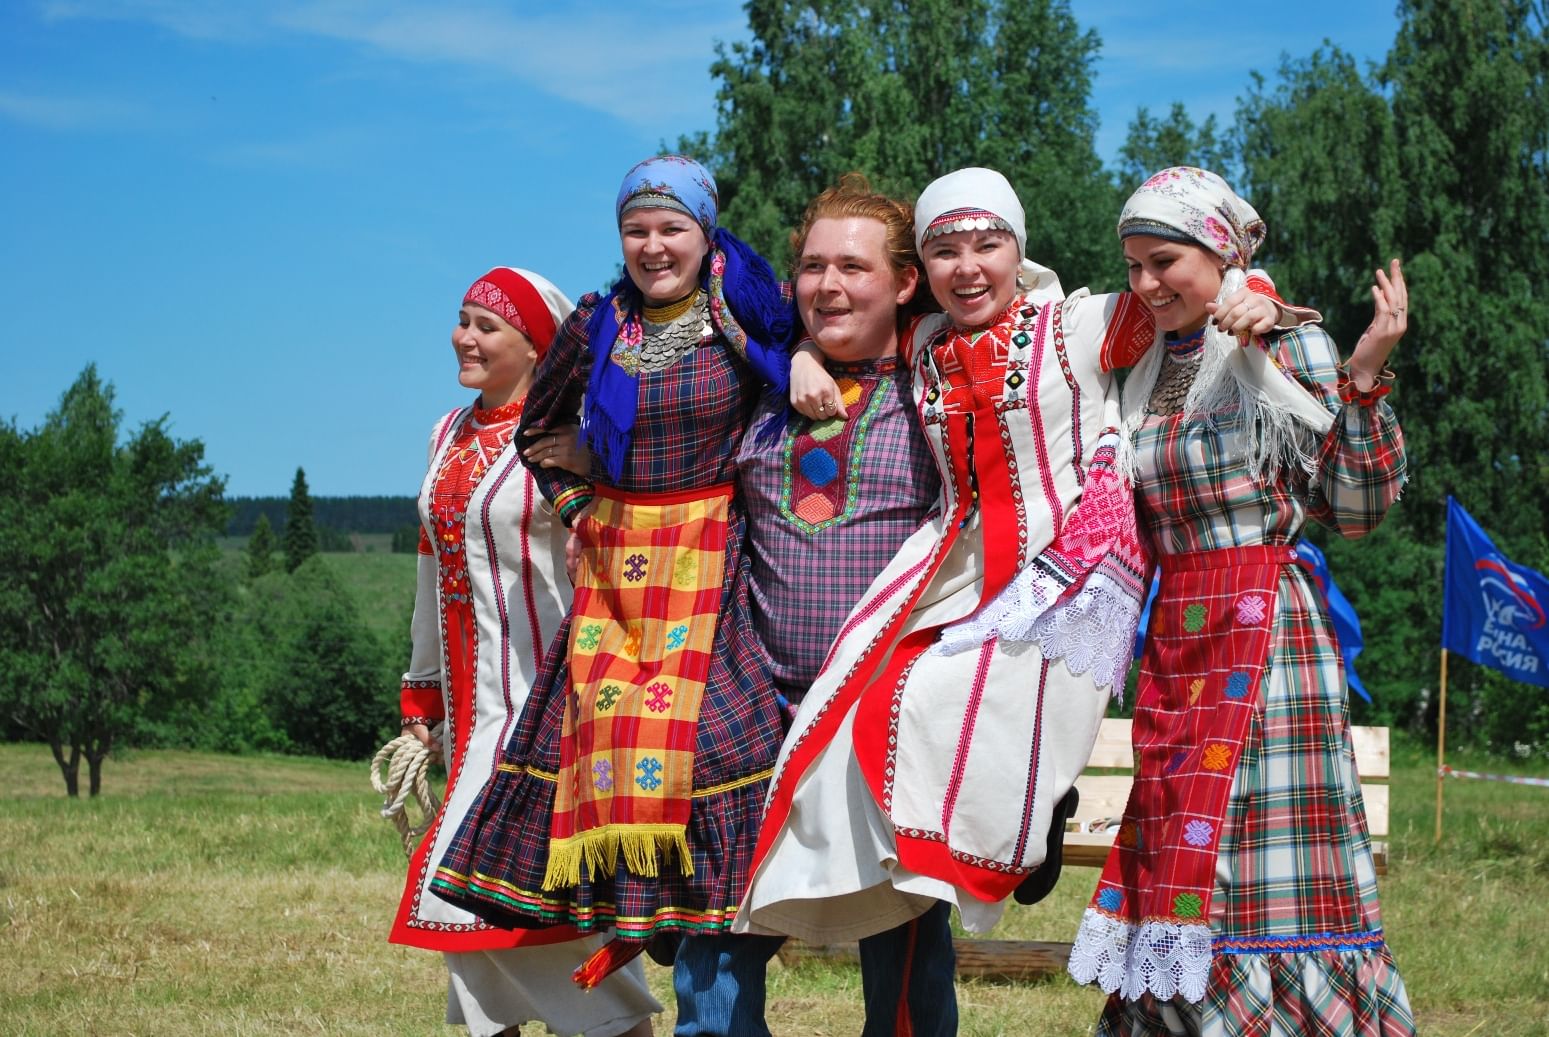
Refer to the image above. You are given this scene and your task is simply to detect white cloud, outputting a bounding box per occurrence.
[36,0,745,132]
[0,89,146,130]
[207,124,386,169]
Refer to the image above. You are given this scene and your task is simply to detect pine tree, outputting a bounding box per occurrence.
[246,513,277,578]
[284,467,319,573]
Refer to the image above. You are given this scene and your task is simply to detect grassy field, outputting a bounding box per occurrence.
[3,738,1546,1036]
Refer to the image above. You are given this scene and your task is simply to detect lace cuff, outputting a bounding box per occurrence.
[1067,907,1213,1004]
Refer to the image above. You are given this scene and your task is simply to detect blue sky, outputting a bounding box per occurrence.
[1,1,1399,497]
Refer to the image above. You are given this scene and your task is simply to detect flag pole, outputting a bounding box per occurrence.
[1434,647,1449,844]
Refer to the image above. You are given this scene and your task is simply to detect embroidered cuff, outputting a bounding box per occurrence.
[399,715,435,729]
[400,679,443,722]
[1336,363,1396,407]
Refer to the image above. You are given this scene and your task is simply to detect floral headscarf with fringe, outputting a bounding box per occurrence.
[1116,167,1332,482]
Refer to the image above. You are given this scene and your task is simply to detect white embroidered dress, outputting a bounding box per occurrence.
[737,289,1156,943]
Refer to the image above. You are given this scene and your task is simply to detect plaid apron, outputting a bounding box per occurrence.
[545,483,730,888]
[1082,545,1290,1003]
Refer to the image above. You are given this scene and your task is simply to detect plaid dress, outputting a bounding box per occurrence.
[431,294,787,941]
[1069,325,1417,1037]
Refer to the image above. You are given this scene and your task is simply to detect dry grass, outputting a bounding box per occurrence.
[2,740,1545,1035]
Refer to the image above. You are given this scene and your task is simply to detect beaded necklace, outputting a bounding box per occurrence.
[613,290,710,375]
[1148,326,1206,416]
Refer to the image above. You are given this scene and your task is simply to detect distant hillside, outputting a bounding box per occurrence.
[227,495,418,536]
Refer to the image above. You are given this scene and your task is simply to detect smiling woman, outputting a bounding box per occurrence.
[387,266,660,1037]
[1067,167,1414,1037]
[430,156,825,1036]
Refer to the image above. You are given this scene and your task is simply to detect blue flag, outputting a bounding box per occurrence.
[1132,542,1371,701]
[1442,496,1549,689]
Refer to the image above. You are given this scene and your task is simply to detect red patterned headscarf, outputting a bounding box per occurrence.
[462,267,573,358]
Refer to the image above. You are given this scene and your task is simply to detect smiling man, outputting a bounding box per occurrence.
[732,174,957,1037]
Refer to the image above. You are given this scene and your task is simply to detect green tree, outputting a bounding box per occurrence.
[1114,102,1233,193]
[1233,1,1549,743]
[0,366,228,795]
[284,466,318,572]
[391,524,422,554]
[255,557,397,760]
[246,512,277,578]
[682,0,1120,287]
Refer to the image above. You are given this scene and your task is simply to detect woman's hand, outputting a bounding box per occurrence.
[401,723,434,751]
[564,500,597,585]
[1347,259,1408,390]
[790,340,848,420]
[1206,288,1281,340]
[523,424,591,475]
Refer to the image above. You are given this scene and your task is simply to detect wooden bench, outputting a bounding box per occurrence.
[779,718,1391,979]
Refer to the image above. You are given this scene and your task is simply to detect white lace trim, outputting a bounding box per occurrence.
[930,557,1062,658]
[1068,907,1213,1004]
[930,563,1139,692]
[1032,569,1141,692]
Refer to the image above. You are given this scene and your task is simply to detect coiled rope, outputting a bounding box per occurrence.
[371,722,445,854]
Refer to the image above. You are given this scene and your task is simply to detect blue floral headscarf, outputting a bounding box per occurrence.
[615,154,719,236]
[585,156,793,483]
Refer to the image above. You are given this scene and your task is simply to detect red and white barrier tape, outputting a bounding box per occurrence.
[1438,764,1549,788]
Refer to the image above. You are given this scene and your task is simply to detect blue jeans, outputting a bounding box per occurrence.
[672,932,785,1037]
[858,900,958,1037]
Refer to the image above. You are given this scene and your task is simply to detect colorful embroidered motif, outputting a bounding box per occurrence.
[428,400,525,606]
[1236,593,1268,625]
[1213,929,1388,955]
[1183,820,1214,847]
[597,683,624,711]
[1173,893,1204,918]
[667,624,688,650]
[780,365,894,534]
[1183,603,1208,632]
[1202,743,1232,770]
[624,553,648,582]
[578,623,603,651]
[1188,678,1205,704]
[645,681,673,713]
[1097,887,1124,911]
[1225,672,1251,699]
[636,757,664,792]
[592,760,614,791]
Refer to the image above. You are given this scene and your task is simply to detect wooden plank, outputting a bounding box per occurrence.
[1362,781,1389,838]
[1086,718,1135,769]
[774,939,856,969]
[777,937,1072,980]
[1070,774,1133,826]
[1065,841,1114,869]
[952,938,1073,979]
[1352,725,1390,779]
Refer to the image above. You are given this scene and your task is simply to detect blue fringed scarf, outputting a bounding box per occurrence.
[583,226,794,484]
